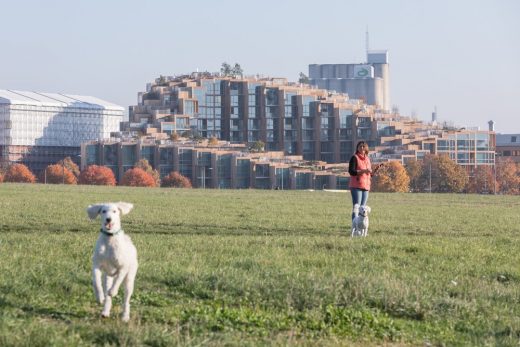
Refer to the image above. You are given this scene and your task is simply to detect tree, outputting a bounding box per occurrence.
[249,140,265,152]
[220,62,232,76]
[208,137,219,146]
[161,171,192,188]
[467,166,495,194]
[0,172,3,183]
[57,157,80,177]
[372,161,410,192]
[420,154,468,193]
[170,132,180,141]
[134,159,160,186]
[4,163,36,183]
[232,63,243,77]
[405,160,423,192]
[298,72,310,84]
[496,158,520,194]
[42,164,77,184]
[78,165,116,186]
[121,168,156,187]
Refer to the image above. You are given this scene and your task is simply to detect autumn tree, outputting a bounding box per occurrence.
[496,158,520,194]
[405,160,423,192]
[134,159,160,186]
[420,154,468,193]
[57,157,80,177]
[467,166,495,194]
[4,163,36,183]
[41,164,77,184]
[0,172,4,183]
[372,161,410,192]
[78,165,116,186]
[208,137,219,146]
[161,171,192,188]
[121,168,156,187]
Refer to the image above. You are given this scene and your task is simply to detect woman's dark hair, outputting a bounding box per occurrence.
[356,141,369,155]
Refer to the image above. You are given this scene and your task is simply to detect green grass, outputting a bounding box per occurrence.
[1,183,520,346]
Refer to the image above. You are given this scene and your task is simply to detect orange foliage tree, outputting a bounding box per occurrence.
[467,166,496,194]
[405,160,423,192]
[161,171,192,188]
[372,161,410,192]
[496,158,520,195]
[0,172,4,183]
[121,168,156,187]
[42,164,77,184]
[4,163,36,183]
[57,157,80,177]
[78,165,116,186]
[134,159,160,186]
[420,154,468,193]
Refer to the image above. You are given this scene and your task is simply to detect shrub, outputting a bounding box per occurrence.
[121,168,156,187]
[134,159,160,186]
[41,164,77,184]
[161,171,192,188]
[4,164,36,183]
[78,165,116,186]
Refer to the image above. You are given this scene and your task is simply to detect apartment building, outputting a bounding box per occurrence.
[121,74,496,174]
[124,74,392,164]
[0,89,123,173]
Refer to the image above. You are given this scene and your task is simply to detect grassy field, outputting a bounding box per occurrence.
[0,183,520,346]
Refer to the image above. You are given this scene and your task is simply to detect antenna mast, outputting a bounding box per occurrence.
[365,26,370,60]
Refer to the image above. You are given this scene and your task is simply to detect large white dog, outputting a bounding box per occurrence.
[87,202,137,322]
[351,203,371,237]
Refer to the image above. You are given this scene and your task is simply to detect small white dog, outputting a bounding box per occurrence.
[87,202,138,322]
[351,203,371,237]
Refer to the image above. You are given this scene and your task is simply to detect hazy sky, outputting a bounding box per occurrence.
[1,0,519,133]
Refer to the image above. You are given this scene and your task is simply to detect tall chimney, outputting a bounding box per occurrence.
[488,120,495,131]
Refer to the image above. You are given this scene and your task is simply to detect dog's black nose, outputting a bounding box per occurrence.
[106,218,112,223]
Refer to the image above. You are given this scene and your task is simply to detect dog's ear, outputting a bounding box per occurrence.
[365,206,371,213]
[116,202,134,215]
[87,204,103,220]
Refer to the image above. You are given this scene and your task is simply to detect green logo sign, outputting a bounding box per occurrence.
[357,68,369,77]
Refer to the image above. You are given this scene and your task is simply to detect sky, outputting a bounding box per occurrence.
[1,0,519,133]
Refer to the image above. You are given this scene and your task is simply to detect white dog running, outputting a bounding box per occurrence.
[351,203,371,237]
[87,202,138,322]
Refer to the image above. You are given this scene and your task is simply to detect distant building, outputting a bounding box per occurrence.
[496,134,520,162]
[122,74,494,171]
[309,50,390,111]
[0,90,124,173]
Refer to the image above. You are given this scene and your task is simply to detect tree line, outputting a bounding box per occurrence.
[1,154,519,194]
[0,158,192,188]
[372,154,520,194]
